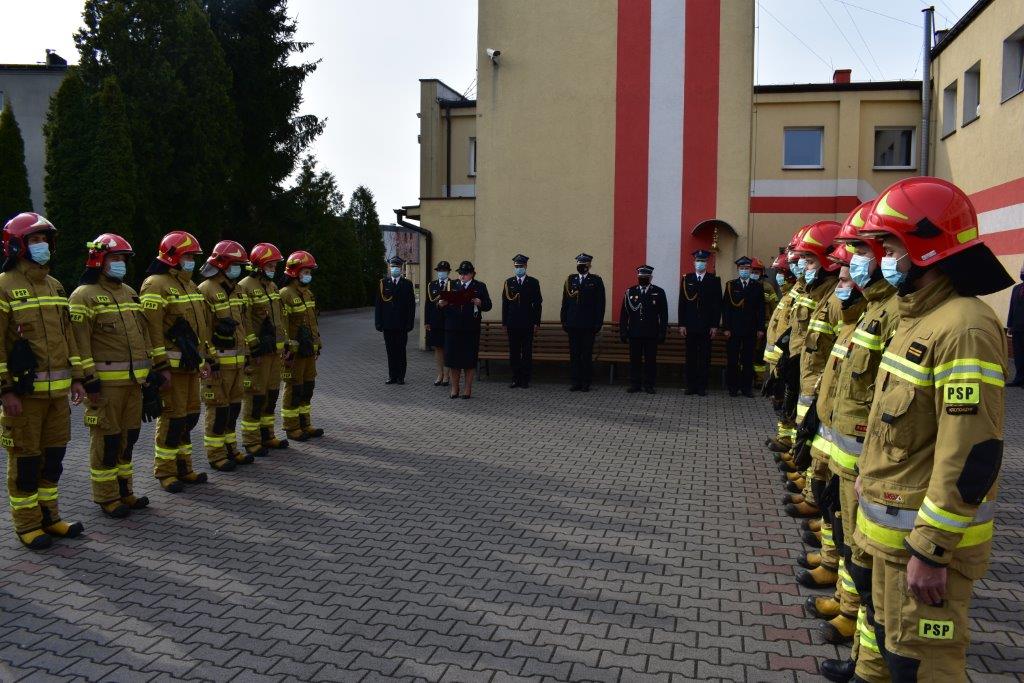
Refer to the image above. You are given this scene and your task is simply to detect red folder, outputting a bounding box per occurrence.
[440,288,475,306]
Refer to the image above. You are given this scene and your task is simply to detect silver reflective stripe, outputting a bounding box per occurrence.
[216,350,245,358]
[816,424,833,442]
[95,359,152,371]
[35,369,72,380]
[798,394,814,406]
[933,364,1004,384]
[860,497,996,531]
[831,431,863,456]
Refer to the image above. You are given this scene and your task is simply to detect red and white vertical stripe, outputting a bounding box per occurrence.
[613,0,720,321]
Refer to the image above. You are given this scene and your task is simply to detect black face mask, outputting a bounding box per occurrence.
[637,277,651,286]
[576,264,589,274]
[1019,273,1024,282]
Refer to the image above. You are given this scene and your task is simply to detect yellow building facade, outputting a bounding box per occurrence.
[403,0,1024,338]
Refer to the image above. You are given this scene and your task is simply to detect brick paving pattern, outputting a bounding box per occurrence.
[0,309,1021,682]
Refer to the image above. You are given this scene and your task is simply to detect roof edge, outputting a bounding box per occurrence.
[930,0,994,59]
[754,80,922,94]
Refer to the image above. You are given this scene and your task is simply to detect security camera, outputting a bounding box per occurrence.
[486,48,501,65]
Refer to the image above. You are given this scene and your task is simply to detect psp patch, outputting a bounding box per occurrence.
[918,619,954,640]
[10,288,29,299]
[944,382,979,405]
[84,415,99,426]
[203,391,215,400]
[143,300,159,310]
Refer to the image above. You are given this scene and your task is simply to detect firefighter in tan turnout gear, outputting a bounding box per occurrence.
[198,240,253,471]
[280,251,324,441]
[237,243,289,457]
[140,231,213,492]
[850,177,1010,682]
[69,234,155,519]
[1,213,86,549]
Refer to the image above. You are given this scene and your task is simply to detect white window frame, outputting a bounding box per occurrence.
[1001,25,1024,103]
[468,137,477,177]
[782,126,825,170]
[941,80,958,138]
[872,127,917,171]
[963,61,981,127]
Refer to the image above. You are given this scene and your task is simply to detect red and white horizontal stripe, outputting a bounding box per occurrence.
[973,177,1024,256]
[749,179,877,214]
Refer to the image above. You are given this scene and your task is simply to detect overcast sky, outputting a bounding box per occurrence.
[2,0,977,226]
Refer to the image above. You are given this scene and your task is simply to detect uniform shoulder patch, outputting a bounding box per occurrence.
[906,342,927,362]
[10,288,29,299]
[293,297,302,304]
[943,383,979,405]
[95,294,111,304]
[168,287,180,295]
[143,300,159,310]
[216,292,226,300]
[70,313,84,322]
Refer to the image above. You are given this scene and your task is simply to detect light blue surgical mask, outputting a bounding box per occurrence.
[390,266,402,278]
[437,271,448,281]
[28,242,50,265]
[105,261,127,280]
[738,268,750,279]
[226,264,242,280]
[834,285,853,301]
[775,273,786,287]
[695,261,707,273]
[750,272,760,281]
[880,255,907,288]
[264,266,276,278]
[792,258,806,277]
[299,273,312,285]
[514,267,526,277]
[849,254,874,289]
[804,267,817,284]
[181,259,196,273]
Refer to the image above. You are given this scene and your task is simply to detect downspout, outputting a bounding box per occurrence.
[444,102,452,198]
[920,7,934,174]
[395,208,432,278]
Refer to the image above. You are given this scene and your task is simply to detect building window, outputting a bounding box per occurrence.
[963,61,981,126]
[1002,25,1024,102]
[783,127,824,169]
[468,137,476,176]
[942,81,957,137]
[873,128,916,170]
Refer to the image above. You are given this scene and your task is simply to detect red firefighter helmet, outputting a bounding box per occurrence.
[794,220,843,272]
[860,177,981,267]
[249,242,283,269]
[3,212,56,260]
[828,241,856,268]
[771,252,790,272]
[85,233,134,269]
[787,226,808,252]
[750,257,765,273]
[836,200,884,262]
[284,250,318,279]
[156,230,202,267]
[207,240,249,271]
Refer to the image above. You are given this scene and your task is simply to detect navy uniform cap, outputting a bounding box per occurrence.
[512,254,529,265]
[692,249,712,260]
[387,256,405,266]
[734,256,752,267]
[434,260,451,271]
[636,265,654,275]
[575,253,594,263]
[457,260,475,274]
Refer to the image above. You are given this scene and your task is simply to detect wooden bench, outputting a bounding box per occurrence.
[478,320,728,382]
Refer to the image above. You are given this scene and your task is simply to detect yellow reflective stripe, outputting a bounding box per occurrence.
[8,296,69,312]
[830,442,860,471]
[852,328,884,351]
[880,351,933,386]
[240,420,261,430]
[298,405,311,415]
[9,493,38,509]
[93,303,142,314]
[858,612,879,652]
[117,463,133,476]
[37,487,58,501]
[150,346,166,356]
[829,342,849,360]
[0,300,10,313]
[260,416,275,426]
[203,436,225,446]
[33,378,72,392]
[90,467,118,482]
[809,319,834,334]
[154,446,178,460]
[69,304,93,318]
[217,355,245,367]
[164,293,205,304]
[857,507,994,549]
[933,358,1004,387]
[275,341,285,350]
[281,408,300,418]
[96,370,132,381]
[179,444,193,454]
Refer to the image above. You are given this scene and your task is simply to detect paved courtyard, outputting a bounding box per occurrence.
[0,309,1021,682]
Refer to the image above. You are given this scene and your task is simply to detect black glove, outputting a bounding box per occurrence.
[141,371,165,422]
[212,317,240,350]
[257,316,277,355]
[8,337,37,396]
[166,316,202,371]
[297,325,316,358]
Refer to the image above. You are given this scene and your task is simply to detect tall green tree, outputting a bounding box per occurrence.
[0,100,34,222]
[347,185,385,303]
[74,0,239,265]
[204,0,323,239]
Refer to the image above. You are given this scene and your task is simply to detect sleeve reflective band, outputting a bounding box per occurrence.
[880,351,933,386]
[918,496,996,532]
[852,328,884,350]
[809,319,834,334]
[933,358,1005,387]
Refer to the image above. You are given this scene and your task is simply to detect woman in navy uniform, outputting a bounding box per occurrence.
[678,249,722,396]
[440,261,492,398]
[424,261,452,386]
[721,256,766,397]
[560,253,606,391]
[619,265,668,393]
[501,254,543,388]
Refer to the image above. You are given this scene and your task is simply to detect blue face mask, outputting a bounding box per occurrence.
[226,264,242,280]
[880,255,907,288]
[28,242,50,265]
[695,261,707,273]
[792,258,806,278]
[390,267,402,278]
[775,273,786,287]
[437,271,448,281]
[849,254,874,289]
[299,273,312,285]
[264,266,276,278]
[804,267,817,284]
[750,272,760,281]
[834,285,853,301]
[106,261,127,280]
[738,269,750,279]
[181,259,196,273]
[514,267,526,277]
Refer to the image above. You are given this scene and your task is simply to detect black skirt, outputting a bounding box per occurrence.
[427,323,445,349]
[444,327,481,369]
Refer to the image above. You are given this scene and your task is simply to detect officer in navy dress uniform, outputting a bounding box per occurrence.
[721,256,766,397]
[619,265,668,394]
[425,260,452,386]
[374,256,416,384]
[501,254,543,388]
[678,249,722,396]
[560,253,606,391]
[440,261,492,399]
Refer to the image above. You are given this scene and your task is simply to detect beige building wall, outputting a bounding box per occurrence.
[474,0,618,322]
[930,0,1024,320]
[419,80,477,199]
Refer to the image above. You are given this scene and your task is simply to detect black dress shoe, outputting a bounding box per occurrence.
[580,385,590,392]
[684,388,697,395]
[385,379,396,385]
[644,387,655,394]
[442,381,450,386]
[397,379,405,385]
[742,391,754,397]
[520,383,530,389]
[820,658,855,682]
[509,381,520,388]
[570,385,581,391]
[449,393,460,399]
[433,380,444,386]
[626,386,641,393]
[461,394,472,400]
[729,390,739,397]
